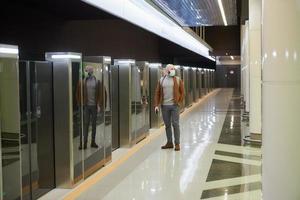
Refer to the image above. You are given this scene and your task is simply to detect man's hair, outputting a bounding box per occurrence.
[164,64,175,75]
[166,64,174,71]
[85,65,94,73]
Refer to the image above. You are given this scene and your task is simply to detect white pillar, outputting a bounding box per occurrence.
[241,21,250,113]
[249,0,262,140]
[241,25,245,97]
[262,0,300,199]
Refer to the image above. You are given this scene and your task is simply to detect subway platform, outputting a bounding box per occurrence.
[40,89,261,200]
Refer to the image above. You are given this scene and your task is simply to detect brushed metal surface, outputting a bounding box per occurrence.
[191,69,198,102]
[103,63,112,161]
[209,70,212,91]
[47,52,83,188]
[207,70,211,92]
[175,67,185,112]
[151,0,237,26]
[201,69,207,95]
[187,68,193,106]
[111,66,119,150]
[205,70,209,94]
[52,61,73,188]
[118,64,132,147]
[197,69,202,98]
[182,67,190,108]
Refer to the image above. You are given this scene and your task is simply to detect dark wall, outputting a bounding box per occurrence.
[0,19,214,67]
[0,0,214,65]
[205,26,240,56]
[0,19,160,61]
[216,65,241,88]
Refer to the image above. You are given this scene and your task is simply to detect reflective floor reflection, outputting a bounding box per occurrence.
[76,89,262,200]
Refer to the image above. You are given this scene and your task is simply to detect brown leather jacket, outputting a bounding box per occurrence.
[76,77,104,107]
[154,76,184,107]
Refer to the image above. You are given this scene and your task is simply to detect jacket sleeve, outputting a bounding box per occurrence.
[179,79,184,103]
[154,81,161,107]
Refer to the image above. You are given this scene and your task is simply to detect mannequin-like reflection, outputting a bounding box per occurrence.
[77,66,103,149]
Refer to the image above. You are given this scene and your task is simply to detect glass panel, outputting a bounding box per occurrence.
[205,71,208,93]
[179,68,185,109]
[19,62,31,200]
[31,62,55,199]
[143,65,150,132]
[136,66,143,139]
[136,65,146,140]
[184,69,189,107]
[82,62,105,178]
[130,65,137,144]
[149,67,157,129]
[189,69,193,103]
[0,57,21,200]
[20,61,55,200]
[72,62,83,183]
[196,70,199,90]
[201,71,205,94]
[103,64,112,160]
[29,65,39,199]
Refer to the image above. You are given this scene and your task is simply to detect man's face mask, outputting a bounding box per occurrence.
[169,69,176,77]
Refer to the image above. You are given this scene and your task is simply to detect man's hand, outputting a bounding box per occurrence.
[97,105,101,113]
[154,106,159,114]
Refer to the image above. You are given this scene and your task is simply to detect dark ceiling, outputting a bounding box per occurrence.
[1,0,118,21]
[0,0,215,67]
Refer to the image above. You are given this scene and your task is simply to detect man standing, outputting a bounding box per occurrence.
[154,64,184,151]
[77,66,103,150]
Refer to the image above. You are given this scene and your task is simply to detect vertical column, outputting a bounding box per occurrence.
[241,21,250,113]
[241,25,245,98]
[249,0,262,141]
[262,0,300,199]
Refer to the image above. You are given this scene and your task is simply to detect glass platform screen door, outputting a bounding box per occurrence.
[0,44,22,200]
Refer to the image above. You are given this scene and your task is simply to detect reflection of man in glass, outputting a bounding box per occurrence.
[77,66,103,150]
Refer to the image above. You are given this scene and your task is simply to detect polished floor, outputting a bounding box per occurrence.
[40,88,262,200]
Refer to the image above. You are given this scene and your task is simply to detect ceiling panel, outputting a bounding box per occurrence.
[151,0,237,26]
